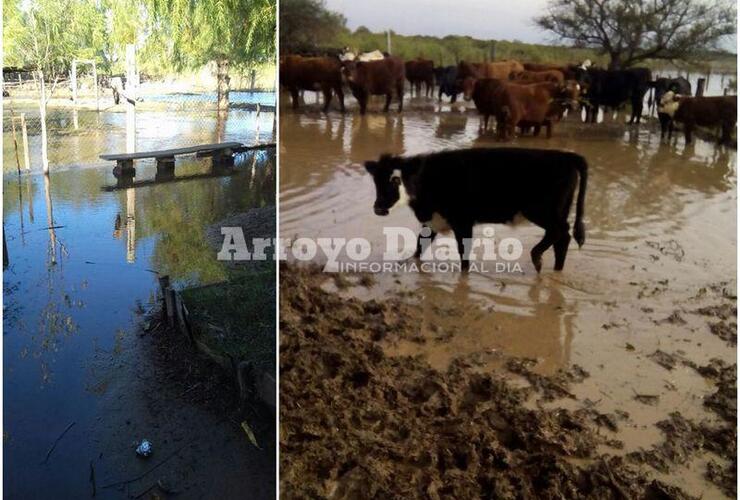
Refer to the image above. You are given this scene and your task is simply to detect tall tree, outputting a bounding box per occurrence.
[279,0,347,54]
[536,0,736,69]
[147,0,276,109]
[4,0,106,172]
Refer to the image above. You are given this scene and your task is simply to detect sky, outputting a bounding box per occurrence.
[323,0,556,45]
[323,0,737,51]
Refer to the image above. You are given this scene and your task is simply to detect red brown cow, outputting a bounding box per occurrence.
[458,60,524,100]
[405,58,434,97]
[672,95,737,145]
[472,79,580,139]
[342,57,405,114]
[510,69,565,84]
[523,62,567,72]
[280,55,345,112]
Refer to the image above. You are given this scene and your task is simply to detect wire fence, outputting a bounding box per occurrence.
[3,70,276,174]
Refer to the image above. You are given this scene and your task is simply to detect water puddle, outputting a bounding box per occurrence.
[279,100,736,497]
[3,150,275,497]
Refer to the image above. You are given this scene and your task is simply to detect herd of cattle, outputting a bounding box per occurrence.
[280,51,737,144]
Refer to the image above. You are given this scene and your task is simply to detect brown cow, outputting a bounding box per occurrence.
[472,79,581,139]
[280,55,345,112]
[523,62,567,72]
[511,69,565,84]
[458,60,524,100]
[342,57,405,114]
[405,58,434,97]
[672,95,737,145]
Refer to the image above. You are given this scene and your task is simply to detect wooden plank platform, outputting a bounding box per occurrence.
[100,142,242,161]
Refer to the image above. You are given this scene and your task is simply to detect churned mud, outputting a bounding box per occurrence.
[280,265,735,499]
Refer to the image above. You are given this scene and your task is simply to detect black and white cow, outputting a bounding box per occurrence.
[365,148,588,272]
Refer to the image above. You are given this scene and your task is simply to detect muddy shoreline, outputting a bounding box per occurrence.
[280,264,735,498]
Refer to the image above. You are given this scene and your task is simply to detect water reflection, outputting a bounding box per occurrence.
[3,151,274,497]
[280,109,736,374]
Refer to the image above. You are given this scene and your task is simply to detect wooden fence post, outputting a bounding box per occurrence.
[38,70,49,174]
[92,61,99,112]
[20,113,30,170]
[71,61,77,104]
[126,44,137,154]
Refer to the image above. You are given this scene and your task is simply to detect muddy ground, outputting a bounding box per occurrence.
[279,264,735,499]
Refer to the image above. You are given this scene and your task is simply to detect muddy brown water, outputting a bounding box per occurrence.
[279,97,736,497]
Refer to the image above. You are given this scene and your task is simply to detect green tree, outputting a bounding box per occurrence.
[536,0,736,69]
[4,0,106,172]
[279,0,347,54]
[146,0,276,109]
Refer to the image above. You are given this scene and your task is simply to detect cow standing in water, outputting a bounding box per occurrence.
[280,55,345,112]
[365,148,588,272]
[342,57,405,114]
[405,58,435,97]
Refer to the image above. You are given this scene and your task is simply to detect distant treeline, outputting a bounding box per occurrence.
[293,26,736,74]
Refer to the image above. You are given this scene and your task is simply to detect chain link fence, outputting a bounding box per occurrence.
[3,66,276,174]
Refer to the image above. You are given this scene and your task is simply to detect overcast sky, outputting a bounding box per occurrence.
[323,0,736,50]
[324,0,557,45]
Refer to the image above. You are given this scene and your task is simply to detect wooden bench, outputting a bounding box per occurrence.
[100,142,243,177]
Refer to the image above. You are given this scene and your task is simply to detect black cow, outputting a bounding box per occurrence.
[365,148,588,272]
[433,66,461,103]
[584,67,652,124]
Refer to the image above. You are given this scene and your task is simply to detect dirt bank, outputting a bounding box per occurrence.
[280,264,735,499]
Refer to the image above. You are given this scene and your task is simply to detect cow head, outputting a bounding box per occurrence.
[365,154,405,216]
[658,90,681,117]
[462,77,477,101]
[558,81,582,110]
[341,60,359,84]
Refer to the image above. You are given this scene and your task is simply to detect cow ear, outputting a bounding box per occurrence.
[364,161,378,174]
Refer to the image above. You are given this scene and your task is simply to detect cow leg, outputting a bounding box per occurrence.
[530,229,557,273]
[335,85,345,112]
[438,86,443,102]
[290,88,300,110]
[321,86,333,113]
[453,223,473,272]
[384,93,392,112]
[414,226,437,258]
[684,123,693,144]
[450,93,457,103]
[397,83,404,112]
[545,121,552,139]
[553,224,572,271]
[721,123,732,145]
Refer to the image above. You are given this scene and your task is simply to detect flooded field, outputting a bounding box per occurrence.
[3,152,275,498]
[279,98,736,496]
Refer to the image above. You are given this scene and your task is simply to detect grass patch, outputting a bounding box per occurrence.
[181,262,275,373]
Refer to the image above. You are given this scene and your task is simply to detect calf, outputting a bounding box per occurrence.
[280,55,345,112]
[673,95,737,145]
[365,148,588,272]
[342,57,405,114]
[405,58,435,97]
[473,79,581,139]
[433,66,461,102]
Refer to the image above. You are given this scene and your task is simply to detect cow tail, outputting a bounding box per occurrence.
[573,155,588,247]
